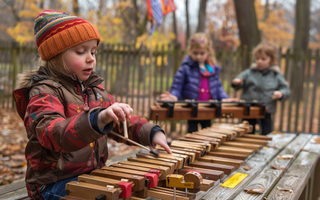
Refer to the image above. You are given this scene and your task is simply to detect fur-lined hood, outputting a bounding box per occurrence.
[15,70,38,90]
[250,63,282,73]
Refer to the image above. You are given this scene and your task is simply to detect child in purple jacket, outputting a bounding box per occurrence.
[161,33,236,133]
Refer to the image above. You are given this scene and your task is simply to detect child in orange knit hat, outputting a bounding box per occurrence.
[13,10,171,200]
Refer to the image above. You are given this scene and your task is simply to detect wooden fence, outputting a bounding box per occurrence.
[0,41,319,134]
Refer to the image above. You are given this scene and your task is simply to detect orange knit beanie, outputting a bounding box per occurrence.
[34,10,100,61]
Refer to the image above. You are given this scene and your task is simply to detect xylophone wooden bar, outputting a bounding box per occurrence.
[178,166,224,180]
[117,161,171,179]
[189,161,235,175]
[66,181,121,200]
[150,101,266,120]
[90,169,145,192]
[206,151,248,161]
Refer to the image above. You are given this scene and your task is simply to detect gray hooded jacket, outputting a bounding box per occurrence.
[232,64,291,113]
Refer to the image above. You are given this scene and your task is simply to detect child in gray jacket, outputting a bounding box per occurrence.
[232,42,290,135]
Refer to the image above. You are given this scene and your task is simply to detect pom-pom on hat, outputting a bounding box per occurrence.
[34,10,100,61]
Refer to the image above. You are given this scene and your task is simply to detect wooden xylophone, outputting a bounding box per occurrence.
[61,122,274,200]
[149,100,266,120]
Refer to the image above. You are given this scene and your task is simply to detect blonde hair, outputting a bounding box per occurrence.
[252,42,278,65]
[35,51,71,80]
[187,33,217,65]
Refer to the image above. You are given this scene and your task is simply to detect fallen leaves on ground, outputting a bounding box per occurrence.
[0,109,26,185]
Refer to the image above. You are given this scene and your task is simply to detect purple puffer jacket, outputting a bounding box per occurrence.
[170,56,229,100]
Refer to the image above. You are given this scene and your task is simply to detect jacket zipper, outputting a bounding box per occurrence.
[75,77,104,169]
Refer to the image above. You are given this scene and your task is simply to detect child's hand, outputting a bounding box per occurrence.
[232,78,243,85]
[272,91,283,100]
[98,103,133,129]
[151,131,172,154]
[160,91,178,101]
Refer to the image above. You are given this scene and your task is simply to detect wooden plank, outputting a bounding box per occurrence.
[190,161,235,175]
[200,179,217,191]
[110,163,168,180]
[193,132,227,141]
[195,133,296,200]
[169,146,203,159]
[198,155,243,168]
[135,152,183,169]
[241,134,273,140]
[210,126,244,137]
[118,160,171,178]
[171,140,211,152]
[221,141,262,151]
[126,157,176,173]
[0,179,26,196]
[177,137,219,150]
[155,148,196,163]
[266,151,319,200]
[206,151,247,161]
[204,128,236,140]
[178,167,224,181]
[196,130,232,141]
[232,138,269,146]
[266,135,320,200]
[91,169,145,191]
[137,150,189,166]
[78,174,133,188]
[0,187,29,200]
[215,146,254,156]
[184,133,222,143]
[269,134,312,170]
[65,181,120,200]
[233,134,312,200]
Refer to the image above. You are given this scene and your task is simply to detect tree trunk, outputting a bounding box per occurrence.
[173,10,178,41]
[197,0,207,32]
[263,0,269,21]
[136,14,148,38]
[293,0,310,53]
[40,0,44,9]
[234,0,261,67]
[185,0,190,47]
[97,0,104,18]
[133,0,139,37]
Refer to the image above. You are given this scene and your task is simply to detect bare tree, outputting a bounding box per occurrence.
[173,10,178,41]
[185,0,190,46]
[234,0,260,49]
[197,0,207,32]
[4,0,21,23]
[293,0,310,53]
[263,0,269,21]
[234,0,260,67]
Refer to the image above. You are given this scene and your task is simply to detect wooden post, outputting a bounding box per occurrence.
[11,41,18,110]
[149,34,154,107]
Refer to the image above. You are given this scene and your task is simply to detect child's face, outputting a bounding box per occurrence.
[255,52,272,71]
[64,40,98,81]
[189,48,208,64]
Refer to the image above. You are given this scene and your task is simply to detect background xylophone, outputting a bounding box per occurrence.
[149,100,266,120]
[61,122,273,200]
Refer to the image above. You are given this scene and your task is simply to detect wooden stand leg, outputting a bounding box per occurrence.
[312,158,320,200]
